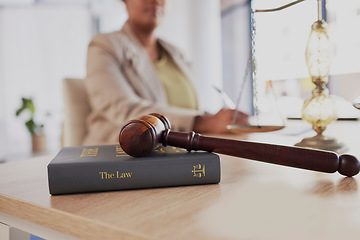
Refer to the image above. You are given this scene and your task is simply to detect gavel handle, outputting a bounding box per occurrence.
[162,130,360,177]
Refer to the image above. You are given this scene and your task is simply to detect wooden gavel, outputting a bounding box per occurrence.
[119,113,360,177]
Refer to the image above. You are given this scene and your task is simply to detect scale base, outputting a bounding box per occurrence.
[295,134,347,153]
[227,124,285,133]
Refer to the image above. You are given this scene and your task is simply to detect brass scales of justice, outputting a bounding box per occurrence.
[224,1,298,134]
[224,0,351,155]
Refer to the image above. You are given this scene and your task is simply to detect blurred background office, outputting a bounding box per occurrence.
[0,0,359,160]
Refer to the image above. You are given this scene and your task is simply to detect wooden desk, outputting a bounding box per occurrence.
[1,120,360,240]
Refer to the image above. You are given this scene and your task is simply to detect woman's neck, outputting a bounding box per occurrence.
[128,22,160,61]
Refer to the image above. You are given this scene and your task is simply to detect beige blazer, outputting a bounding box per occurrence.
[83,22,202,145]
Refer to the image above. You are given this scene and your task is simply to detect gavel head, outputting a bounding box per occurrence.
[119,113,171,157]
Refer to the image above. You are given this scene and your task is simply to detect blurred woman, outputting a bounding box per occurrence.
[83,0,248,145]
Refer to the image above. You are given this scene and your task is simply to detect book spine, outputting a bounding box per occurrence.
[48,155,220,195]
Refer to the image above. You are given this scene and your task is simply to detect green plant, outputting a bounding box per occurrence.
[16,97,44,136]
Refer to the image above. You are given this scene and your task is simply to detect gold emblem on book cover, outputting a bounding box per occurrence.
[80,147,98,157]
[154,146,187,153]
[192,164,206,178]
[116,145,129,157]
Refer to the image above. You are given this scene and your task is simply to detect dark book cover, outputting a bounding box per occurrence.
[47,145,221,195]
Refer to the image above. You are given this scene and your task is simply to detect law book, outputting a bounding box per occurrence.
[47,145,221,195]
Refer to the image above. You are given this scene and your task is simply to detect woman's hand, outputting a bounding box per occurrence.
[193,108,248,133]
